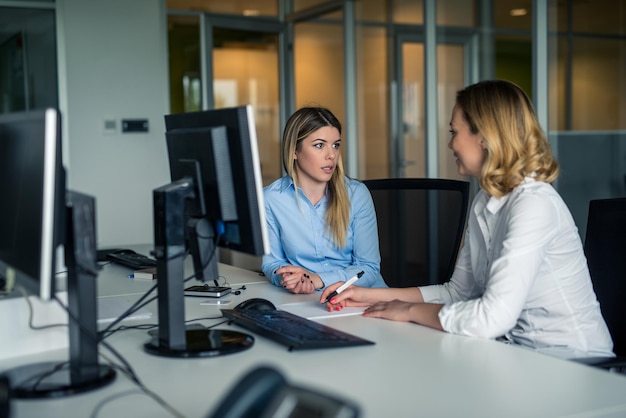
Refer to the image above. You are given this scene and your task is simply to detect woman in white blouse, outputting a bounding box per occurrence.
[320,79,614,360]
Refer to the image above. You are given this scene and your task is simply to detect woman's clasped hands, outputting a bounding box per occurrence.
[276,265,318,294]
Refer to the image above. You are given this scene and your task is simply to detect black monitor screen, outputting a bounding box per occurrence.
[0,109,64,300]
[0,109,117,397]
[164,105,269,257]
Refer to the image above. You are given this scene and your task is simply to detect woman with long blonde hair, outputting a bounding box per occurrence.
[321,81,614,360]
[262,107,386,293]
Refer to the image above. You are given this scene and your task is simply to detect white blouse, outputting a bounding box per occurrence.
[420,177,614,359]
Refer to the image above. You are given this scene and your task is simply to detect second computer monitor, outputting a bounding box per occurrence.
[147,105,268,357]
[165,105,269,260]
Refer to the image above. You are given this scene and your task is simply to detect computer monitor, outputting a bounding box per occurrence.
[0,109,115,398]
[0,110,64,301]
[164,104,268,257]
[145,105,269,357]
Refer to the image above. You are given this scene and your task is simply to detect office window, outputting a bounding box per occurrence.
[494,0,532,30]
[495,35,532,100]
[0,6,57,113]
[355,0,388,22]
[294,17,345,124]
[550,0,626,131]
[168,15,201,114]
[392,0,475,26]
[437,0,475,27]
[570,38,625,131]
[392,0,423,24]
[167,0,278,17]
[358,25,389,179]
[213,28,281,185]
[572,0,624,35]
[550,0,626,237]
[294,0,333,12]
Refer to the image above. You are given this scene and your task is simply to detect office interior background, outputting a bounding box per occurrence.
[1,0,625,269]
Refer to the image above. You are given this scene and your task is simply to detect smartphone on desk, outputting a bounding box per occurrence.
[184,284,232,298]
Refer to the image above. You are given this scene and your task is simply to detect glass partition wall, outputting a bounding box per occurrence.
[164,0,626,236]
[0,4,57,114]
[3,0,621,264]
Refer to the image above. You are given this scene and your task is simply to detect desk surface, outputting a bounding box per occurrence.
[4,258,626,418]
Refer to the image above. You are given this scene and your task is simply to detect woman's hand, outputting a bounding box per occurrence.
[275,266,319,294]
[363,300,445,330]
[362,300,417,322]
[319,283,372,311]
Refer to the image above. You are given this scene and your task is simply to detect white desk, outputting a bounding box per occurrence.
[4,259,626,418]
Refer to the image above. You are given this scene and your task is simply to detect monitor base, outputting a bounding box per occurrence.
[7,362,116,399]
[144,328,254,358]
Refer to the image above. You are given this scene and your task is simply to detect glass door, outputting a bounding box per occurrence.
[168,14,283,186]
[292,7,348,170]
[168,14,283,271]
[395,35,471,180]
[0,6,57,113]
[209,25,282,185]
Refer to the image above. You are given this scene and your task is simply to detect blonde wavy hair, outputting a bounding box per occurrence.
[456,80,559,198]
[281,107,350,248]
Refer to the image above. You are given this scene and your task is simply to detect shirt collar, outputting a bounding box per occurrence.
[278,175,295,193]
[481,175,537,215]
[277,175,329,206]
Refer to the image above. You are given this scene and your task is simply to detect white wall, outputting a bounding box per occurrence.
[56,0,170,247]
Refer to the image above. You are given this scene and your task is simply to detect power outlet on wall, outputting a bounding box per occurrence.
[103,119,117,135]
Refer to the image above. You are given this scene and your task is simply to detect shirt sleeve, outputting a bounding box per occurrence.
[261,190,289,286]
[437,190,560,339]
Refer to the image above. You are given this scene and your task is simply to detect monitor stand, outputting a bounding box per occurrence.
[7,362,116,399]
[7,191,116,398]
[145,180,254,358]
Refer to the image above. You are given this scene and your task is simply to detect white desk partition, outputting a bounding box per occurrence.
[4,259,626,418]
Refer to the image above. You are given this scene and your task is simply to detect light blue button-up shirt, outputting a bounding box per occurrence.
[262,175,387,289]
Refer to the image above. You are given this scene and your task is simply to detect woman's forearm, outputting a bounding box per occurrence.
[363,286,425,304]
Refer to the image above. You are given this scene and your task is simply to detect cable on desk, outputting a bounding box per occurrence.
[91,352,185,418]
[52,295,184,417]
[99,233,222,340]
[15,286,68,331]
[99,323,157,340]
[11,275,185,416]
[99,288,159,338]
[53,295,136,377]
[101,315,225,340]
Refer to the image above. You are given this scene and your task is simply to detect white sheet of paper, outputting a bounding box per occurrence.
[97,295,153,324]
[277,301,366,320]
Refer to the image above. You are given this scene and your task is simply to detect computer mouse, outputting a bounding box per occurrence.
[234,298,276,312]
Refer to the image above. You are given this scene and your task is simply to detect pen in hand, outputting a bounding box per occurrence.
[322,271,364,304]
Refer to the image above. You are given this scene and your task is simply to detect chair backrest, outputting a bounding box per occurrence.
[584,197,626,357]
[363,178,470,288]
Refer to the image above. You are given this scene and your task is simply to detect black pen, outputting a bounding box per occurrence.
[322,271,364,304]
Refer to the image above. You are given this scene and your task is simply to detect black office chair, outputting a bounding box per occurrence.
[578,197,626,373]
[363,178,470,288]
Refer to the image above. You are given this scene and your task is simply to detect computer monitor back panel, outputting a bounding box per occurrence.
[164,105,269,256]
[0,108,64,301]
[146,105,269,357]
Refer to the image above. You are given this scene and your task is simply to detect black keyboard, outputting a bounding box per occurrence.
[221,308,375,351]
[105,250,157,270]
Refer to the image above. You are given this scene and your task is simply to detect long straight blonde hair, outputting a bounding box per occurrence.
[456,80,559,198]
[281,107,350,248]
